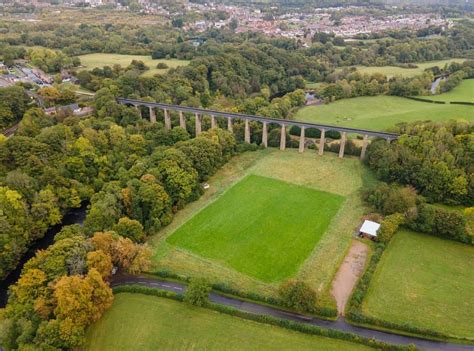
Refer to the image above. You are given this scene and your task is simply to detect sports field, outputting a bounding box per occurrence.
[151,149,377,309]
[362,230,474,338]
[167,175,344,282]
[338,59,466,78]
[424,79,474,103]
[294,95,473,130]
[76,53,189,77]
[84,293,374,351]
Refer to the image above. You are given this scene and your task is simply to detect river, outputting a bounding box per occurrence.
[0,204,88,308]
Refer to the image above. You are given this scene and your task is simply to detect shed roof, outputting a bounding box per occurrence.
[360,220,380,237]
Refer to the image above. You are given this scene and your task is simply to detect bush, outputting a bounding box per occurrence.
[377,213,405,243]
[156,62,169,69]
[406,204,469,244]
[279,280,317,313]
[184,277,211,306]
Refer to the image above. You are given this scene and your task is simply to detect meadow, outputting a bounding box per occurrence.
[151,149,377,309]
[423,79,474,103]
[294,95,473,131]
[76,53,189,77]
[84,293,375,351]
[337,59,467,78]
[362,230,474,338]
[167,175,344,282]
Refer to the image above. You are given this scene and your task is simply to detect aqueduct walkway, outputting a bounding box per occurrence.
[117,98,399,159]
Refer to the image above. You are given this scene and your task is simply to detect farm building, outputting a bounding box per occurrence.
[359,220,380,240]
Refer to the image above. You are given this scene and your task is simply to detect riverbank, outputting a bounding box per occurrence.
[0,204,88,307]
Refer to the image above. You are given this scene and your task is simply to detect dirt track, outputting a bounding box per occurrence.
[331,240,369,316]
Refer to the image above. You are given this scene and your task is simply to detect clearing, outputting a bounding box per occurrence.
[76,53,189,77]
[362,230,474,339]
[337,59,467,78]
[423,79,474,103]
[294,95,473,130]
[151,149,377,310]
[167,174,344,282]
[84,293,375,351]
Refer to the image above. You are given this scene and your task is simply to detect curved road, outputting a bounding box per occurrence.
[111,274,473,351]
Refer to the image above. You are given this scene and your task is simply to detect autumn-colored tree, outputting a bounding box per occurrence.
[87,250,113,279]
[113,217,145,242]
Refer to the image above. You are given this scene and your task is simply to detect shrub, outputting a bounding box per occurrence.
[184,277,211,306]
[156,62,169,69]
[377,213,405,243]
[407,204,469,243]
[279,280,317,313]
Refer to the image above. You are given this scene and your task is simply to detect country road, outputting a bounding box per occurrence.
[111,274,474,351]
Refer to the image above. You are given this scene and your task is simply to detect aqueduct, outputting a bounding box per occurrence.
[117,98,399,160]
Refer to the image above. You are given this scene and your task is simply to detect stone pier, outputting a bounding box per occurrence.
[360,134,369,160]
[211,115,217,129]
[179,111,186,129]
[339,132,347,158]
[164,109,171,131]
[227,118,233,133]
[149,107,156,123]
[280,124,286,151]
[262,121,268,148]
[318,129,325,155]
[195,113,201,136]
[244,119,251,143]
[299,126,305,153]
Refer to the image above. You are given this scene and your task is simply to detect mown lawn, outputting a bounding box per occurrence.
[362,230,474,338]
[76,53,189,77]
[84,293,374,351]
[423,79,474,103]
[151,150,376,309]
[167,174,344,282]
[294,95,473,130]
[338,59,466,78]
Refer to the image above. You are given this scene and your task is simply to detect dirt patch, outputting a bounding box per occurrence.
[331,240,369,316]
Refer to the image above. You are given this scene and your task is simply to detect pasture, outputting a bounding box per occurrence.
[362,230,474,338]
[338,59,467,78]
[294,95,473,130]
[424,79,474,103]
[167,175,344,282]
[76,53,189,77]
[151,149,377,309]
[84,293,375,351]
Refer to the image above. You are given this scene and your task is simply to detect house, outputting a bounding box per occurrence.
[359,220,380,240]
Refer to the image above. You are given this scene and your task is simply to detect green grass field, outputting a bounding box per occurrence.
[294,95,473,131]
[84,293,374,351]
[362,230,474,338]
[151,149,377,308]
[424,79,474,103]
[167,175,344,282]
[76,53,189,77]
[338,59,466,78]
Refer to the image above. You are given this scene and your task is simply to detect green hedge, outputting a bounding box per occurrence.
[404,96,446,104]
[151,271,338,318]
[113,284,416,351]
[346,245,451,340]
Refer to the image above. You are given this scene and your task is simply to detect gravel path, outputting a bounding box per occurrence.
[331,240,369,316]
